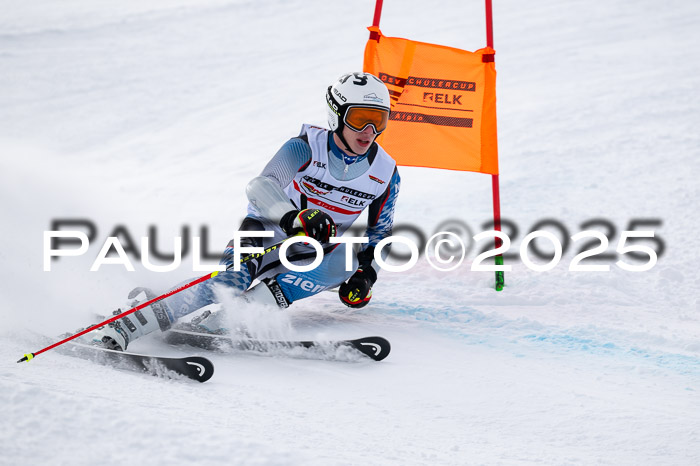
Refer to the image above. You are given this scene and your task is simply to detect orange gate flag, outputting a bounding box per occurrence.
[363,27,499,174]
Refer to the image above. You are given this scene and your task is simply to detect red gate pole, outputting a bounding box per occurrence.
[485,0,494,48]
[369,0,384,40]
[486,0,505,291]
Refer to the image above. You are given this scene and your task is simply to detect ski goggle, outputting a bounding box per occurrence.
[343,106,390,134]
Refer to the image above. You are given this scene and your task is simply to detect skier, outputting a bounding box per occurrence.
[90,72,401,351]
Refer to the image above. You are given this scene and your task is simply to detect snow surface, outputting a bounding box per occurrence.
[2,0,700,464]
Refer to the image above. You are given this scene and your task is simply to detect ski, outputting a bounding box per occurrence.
[165,328,391,362]
[57,341,214,383]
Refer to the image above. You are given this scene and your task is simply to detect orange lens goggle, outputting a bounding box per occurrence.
[344,106,389,134]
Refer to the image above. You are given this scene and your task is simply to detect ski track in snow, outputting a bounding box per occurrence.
[2,0,700,464]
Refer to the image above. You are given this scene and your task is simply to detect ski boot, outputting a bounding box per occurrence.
[88,288,173,351]
[189,309,229,335]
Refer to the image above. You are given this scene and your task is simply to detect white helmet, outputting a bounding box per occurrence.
[326,72,391,136]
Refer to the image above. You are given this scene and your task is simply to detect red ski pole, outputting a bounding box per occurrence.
[17,236,292,363]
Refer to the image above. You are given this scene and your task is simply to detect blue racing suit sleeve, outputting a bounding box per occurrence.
[260,137,312,189]
[358,166,401,272]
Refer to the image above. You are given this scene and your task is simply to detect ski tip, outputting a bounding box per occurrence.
[184,356,215,383]
[17,353,35,363]
[352,336,391,361]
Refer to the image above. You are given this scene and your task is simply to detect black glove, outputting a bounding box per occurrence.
[280,208,337,243]
[339,267,377,308]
